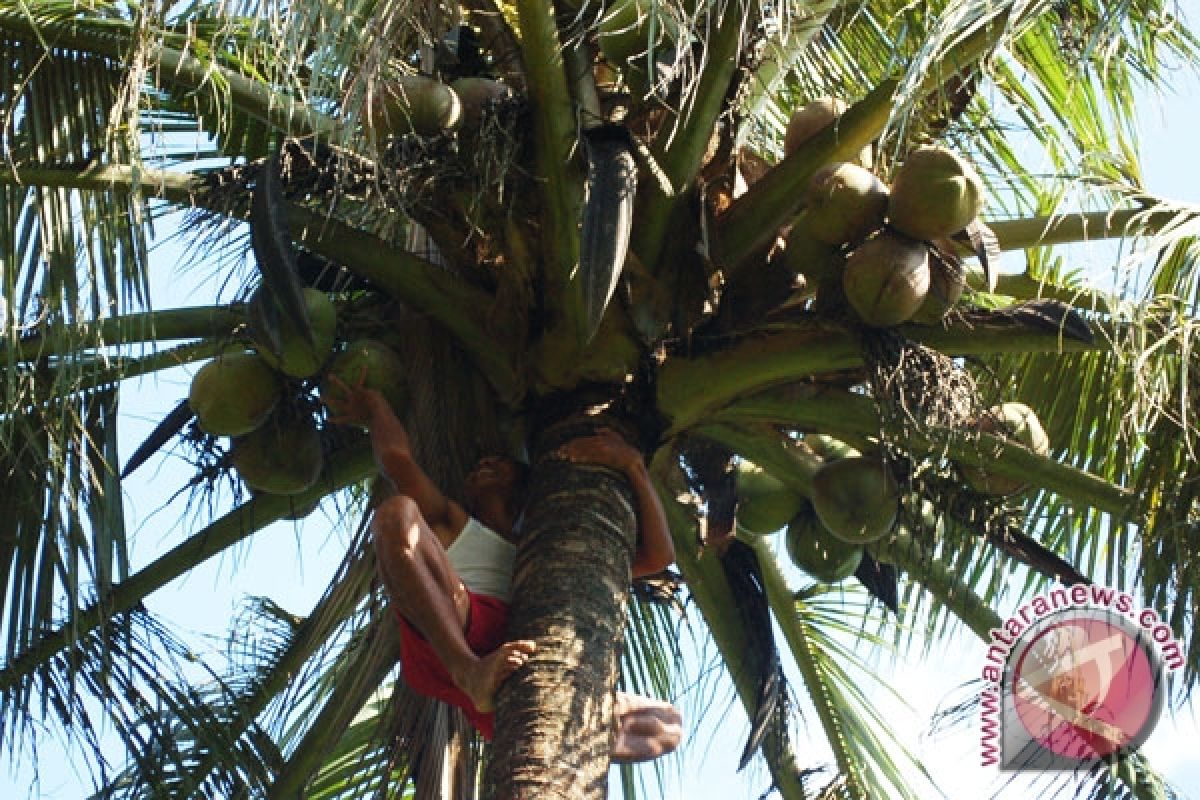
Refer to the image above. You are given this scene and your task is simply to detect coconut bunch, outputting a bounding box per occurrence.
[779,98,984,329]
[732,436,901,585]
[186,290,409,507]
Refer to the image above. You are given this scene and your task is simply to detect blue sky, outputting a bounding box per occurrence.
[4,40,1200,800]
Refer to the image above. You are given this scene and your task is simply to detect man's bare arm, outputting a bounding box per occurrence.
[555,429,676,578]
[326,377,468,540]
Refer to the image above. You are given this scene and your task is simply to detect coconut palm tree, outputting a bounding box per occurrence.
[2,0,1199,797]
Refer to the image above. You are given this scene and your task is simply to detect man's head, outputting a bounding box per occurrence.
[463,456,528,535]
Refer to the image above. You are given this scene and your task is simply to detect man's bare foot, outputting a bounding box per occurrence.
[455,639,537,713]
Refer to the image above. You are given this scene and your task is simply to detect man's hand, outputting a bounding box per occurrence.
[325,370,386,428]
[554,428,641,475]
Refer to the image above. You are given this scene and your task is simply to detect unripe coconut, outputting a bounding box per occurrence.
[783,212,845,284]
[909,251,966,325]
[811,456,899,543]
[783,98,873,167]
[451,77,513,132]
[369,75,461,139]
[254,288,338,378]
[961,402,1050,495]
[843,231,931,327]
[887,145,984,241]
[189,352,282,436]
[321,339,408,420]
[735,461,805,537]
[231,414,324,495]
[804,162,889,246]
[785,501,863,583]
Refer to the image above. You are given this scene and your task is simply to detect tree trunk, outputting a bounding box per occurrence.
[484,420,637,800]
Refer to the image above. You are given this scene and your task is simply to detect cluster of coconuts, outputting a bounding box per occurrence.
[187,289,408,506]
[734,440,900,584]
[781,98,983,328]
[365,74,514,142]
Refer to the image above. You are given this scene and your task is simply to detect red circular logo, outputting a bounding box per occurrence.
[1009,610,1162,762]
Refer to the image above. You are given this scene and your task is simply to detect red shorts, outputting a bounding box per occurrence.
[396,591,510,740]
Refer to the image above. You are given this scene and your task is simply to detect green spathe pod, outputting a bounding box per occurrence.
[785,502,863,582]
[842,231,931,327]
[735,461,805,537]
[189,352,282,436]
[231,413,324,495]
[887,145,984,241]
[961,402,1051,495]
[321,339,408,419]
[254,288,338,378]
[811,456,899,543]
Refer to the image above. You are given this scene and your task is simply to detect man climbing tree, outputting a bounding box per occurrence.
[327,375,682,760]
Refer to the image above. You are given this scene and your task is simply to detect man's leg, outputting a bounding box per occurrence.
[372,495,535,712]
[611,692,683,763]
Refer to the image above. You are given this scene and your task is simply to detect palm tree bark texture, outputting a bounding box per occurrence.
[484,416,638,800]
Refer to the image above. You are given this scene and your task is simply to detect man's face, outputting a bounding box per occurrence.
[464,456,524,510]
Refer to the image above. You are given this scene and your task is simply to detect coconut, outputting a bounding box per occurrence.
[451,77,513,132]
[804,162,889,246]
[842,231,931,327]
[231,414,324,495]
[887,145,984,241]
[785,502,864,583]
[909,249,966,325]
[735,461,805,537]
[321,339,408,420]
[189,352,282,436]
[369,75,461,139]
[782,212,845,284]
[783,98,873,167]
[961,402,1051,495]
[253,288,338,378]
[810,456,899,543]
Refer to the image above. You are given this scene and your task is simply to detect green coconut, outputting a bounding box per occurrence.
[785,502,864,583]
[735,461,805,537]
[961,402,1051,495]
[451,77,513,132]
[909,249,966,325]
[804,162,889,247]
[231,414,324,495]
[254,288,338,378]
[189,352,282,436]
[251,488,323,520]
[842,231,931,327]
[811,456,899,544]
[887,145,984,241]
[783,98,873,167]
[369,75,461,139]
[782,212,845,284]
[321,339,408,420]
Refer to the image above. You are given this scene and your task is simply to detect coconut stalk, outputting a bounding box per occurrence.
[657,318,1106,434]
[4,306,245,362]
[514,0,583,347]
[0,9,338,138]
[0,446,377,694]
[708,390,1133,517]
[631,0,754,274]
